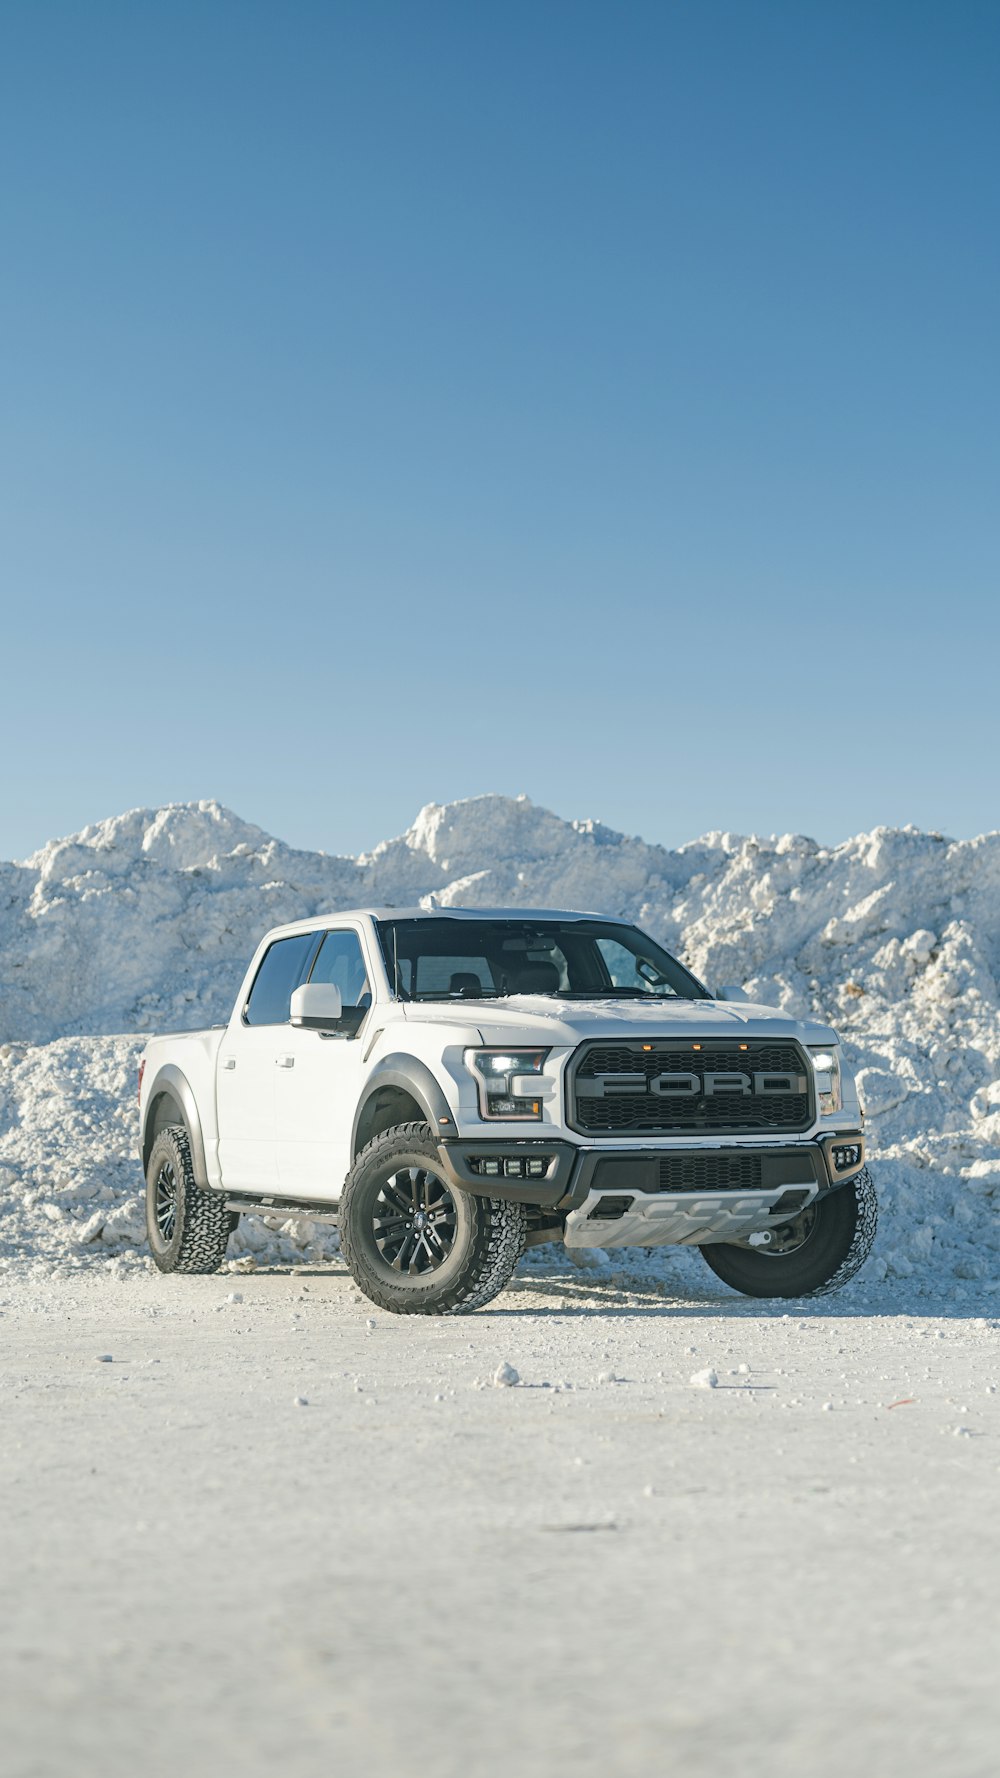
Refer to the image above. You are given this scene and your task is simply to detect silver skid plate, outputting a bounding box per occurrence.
[563,1185,820,1250]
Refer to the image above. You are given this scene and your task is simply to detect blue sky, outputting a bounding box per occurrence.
[1,1,998,861]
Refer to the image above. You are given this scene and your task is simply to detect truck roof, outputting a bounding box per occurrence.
[263,905,612,939]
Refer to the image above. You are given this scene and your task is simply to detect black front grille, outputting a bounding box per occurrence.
[658,1153,763,1192]
[570,1039,812,1135]
[588,1147,821,1195]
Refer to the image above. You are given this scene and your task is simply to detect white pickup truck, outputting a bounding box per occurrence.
[138,907,876,1313]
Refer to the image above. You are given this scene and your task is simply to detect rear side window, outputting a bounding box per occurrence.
[244,932,318,1025]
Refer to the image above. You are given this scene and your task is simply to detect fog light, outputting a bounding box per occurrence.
[832,1143,861,1172]
[467,1154,554,1181]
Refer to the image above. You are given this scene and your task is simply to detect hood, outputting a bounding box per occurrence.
[401,996,837,1048]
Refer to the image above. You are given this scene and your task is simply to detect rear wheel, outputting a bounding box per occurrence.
[699,1167,877,1299]
[145,1124,233,1274]
[339,1122,526,1314]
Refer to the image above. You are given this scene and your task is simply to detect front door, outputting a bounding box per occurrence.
[275,927,373,1201]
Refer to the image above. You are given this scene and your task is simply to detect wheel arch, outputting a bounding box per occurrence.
[352,1054,454,1161]
[142,1063,210,1188]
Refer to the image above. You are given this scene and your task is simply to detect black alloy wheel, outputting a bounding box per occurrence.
[372,1166,459,1275]
[747,1202,818,1257]
[154,1157,179,1244]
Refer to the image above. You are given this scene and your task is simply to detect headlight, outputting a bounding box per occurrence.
[809,1045,843,1116]
[464,1049,549,1120]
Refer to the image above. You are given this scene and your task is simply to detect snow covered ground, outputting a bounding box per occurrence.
[1,795,999,1774]
[3,1264,998,1778]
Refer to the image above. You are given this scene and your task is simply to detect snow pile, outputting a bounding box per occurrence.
[2,794,999,1298]
[0,1035,341,1275]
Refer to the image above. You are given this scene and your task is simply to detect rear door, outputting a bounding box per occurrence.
[216,931,319,1190]
[275,926,373,1201]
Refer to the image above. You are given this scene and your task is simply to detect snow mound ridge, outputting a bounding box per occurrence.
[4,794,1000,1048]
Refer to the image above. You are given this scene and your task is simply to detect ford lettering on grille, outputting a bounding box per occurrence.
[577,1069,805,1098]
[570,1040,813,1135]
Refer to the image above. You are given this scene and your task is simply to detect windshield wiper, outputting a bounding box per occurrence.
[418,991,507,1002]
[552,987,673,1000]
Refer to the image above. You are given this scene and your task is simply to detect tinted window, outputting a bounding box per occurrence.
[415,953,496,995]
[309,930,371,1008]
[244,932,318,1025]
[374,918,708,1001]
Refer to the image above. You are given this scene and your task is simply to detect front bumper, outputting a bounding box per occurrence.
[436,1130,865,1217]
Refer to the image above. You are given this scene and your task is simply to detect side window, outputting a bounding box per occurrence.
[596,938,642,988]
[244,933,318,1026]
[595,937,676,996]
[309,929,370,1008]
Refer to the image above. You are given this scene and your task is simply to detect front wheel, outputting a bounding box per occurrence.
[338,1122,527,1314]
[699,1167,877,1299]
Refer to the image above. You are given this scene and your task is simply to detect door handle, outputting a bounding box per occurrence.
[222,1057,236,1071]
[276,1054,295,1068]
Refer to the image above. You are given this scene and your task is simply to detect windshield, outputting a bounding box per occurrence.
[374,917,710,1002]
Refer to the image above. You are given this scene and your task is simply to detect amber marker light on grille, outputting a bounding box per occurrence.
[642,1044,652,1051]
[692,1043,702,1051]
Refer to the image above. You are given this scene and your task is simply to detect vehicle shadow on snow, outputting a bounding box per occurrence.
[496,1269,983,1322]
[221,1259,983,1322]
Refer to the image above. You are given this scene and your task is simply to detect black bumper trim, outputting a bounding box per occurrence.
[817,1131,866,1187]
[436,1140,577,1206]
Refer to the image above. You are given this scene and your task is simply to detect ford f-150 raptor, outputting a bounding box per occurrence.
[138,908,876,1312]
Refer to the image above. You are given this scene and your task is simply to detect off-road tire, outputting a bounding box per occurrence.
[339,1121,527,1315]
[699,1166,878,1299]
[145,1124,233,1274]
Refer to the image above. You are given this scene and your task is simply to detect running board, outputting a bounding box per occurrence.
[224,1195,340,1226]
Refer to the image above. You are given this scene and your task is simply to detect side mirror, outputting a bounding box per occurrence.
[716,982,750,1003]
[290,982,343,1030]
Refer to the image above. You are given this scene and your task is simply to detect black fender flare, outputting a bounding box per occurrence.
[141,1062,211,1189]
[351,1053,455,1159]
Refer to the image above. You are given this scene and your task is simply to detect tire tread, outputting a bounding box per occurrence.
[147,1124,233,1275]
